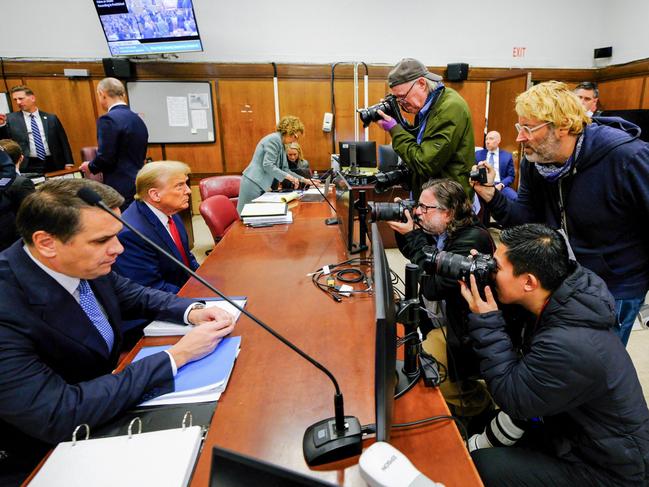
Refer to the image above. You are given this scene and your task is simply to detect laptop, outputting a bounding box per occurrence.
[300,175,331,203]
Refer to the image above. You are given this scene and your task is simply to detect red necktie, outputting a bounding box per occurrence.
[168,216,190,267]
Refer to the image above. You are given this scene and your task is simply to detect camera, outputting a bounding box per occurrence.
[357,94,400,128]
[374,161,412,193]
[470,166,488,184]
[421,247,496,289]
[368,199,416,223]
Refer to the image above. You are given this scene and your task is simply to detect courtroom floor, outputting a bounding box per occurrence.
[190,216,649,405]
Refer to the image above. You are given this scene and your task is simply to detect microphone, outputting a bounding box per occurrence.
[306,173,339,225]
[77,187,362,466]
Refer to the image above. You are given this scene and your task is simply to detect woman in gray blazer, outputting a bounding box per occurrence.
[237,116,309,214]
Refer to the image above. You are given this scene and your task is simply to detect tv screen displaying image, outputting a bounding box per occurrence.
[93,0,203,56]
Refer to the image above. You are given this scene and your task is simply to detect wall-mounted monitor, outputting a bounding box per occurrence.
[93,0,203,57]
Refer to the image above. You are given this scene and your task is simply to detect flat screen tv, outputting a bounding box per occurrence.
[93,0,203,57]
[332,171,368,254]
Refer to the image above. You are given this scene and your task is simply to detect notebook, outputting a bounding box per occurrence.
[252,191,300,203]
[240,202,287,217]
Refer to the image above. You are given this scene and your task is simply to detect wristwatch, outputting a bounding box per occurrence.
[188,302,206,325]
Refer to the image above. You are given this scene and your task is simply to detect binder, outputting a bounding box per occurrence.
[29,414,202,487]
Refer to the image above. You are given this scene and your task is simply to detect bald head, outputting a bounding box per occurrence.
[97,77,125,111]
[485,131,501,151]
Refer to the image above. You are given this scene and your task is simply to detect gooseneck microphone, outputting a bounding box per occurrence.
[77,187,362,466]
[306,174,339,225]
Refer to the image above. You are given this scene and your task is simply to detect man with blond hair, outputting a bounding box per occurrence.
[81,77,149,211]
[114,160,198,294]
[472,81,649,346]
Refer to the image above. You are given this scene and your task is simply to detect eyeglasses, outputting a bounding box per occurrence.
[394,80,418,103]
[416,203,441,214]
[514,121,552,137]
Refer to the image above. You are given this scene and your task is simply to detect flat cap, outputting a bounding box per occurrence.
[388,58,442,88]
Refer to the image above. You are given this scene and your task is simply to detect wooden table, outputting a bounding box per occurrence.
[121,201,482,486]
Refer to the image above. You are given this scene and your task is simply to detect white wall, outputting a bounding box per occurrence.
[0,0,646,69]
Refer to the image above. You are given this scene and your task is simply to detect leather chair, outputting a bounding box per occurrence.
[199,195,239,243]
[80,146,98,162]
[199,175,242,208]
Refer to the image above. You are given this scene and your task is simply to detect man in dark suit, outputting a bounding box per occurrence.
[475,130,517,201]
[115,160,198,293]
[0,178,235,486]
[0,139,35,250]
[80,77,149,212]
[0,85,74,173]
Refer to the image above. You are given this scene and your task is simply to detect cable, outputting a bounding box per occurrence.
[336,268,364,283]
[393,414,469,448]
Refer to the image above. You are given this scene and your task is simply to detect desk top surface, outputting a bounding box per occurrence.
[126,201,482,486]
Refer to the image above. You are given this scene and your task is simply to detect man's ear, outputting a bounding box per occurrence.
[31,231,58,258]
[147,187,161,203]
[523,273,540,292]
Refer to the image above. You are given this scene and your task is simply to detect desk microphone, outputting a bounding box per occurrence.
[306,175,339,225]
[77,187,362,466]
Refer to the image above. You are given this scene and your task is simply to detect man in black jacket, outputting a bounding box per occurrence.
[387,178,494,419]
[460,224,649,486]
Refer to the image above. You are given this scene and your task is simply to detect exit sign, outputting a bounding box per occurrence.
[513,47,527,57]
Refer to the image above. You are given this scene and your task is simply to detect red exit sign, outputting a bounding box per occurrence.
[513,47,527,57]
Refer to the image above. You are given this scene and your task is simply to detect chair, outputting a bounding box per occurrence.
[378,144,400,172]
[199,175,242,208]
[80,146,98,162]
[199,195,239,243]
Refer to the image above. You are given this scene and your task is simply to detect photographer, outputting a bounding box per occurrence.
[472,81,649,346]
[460,223,649,487]
[387,179,494,422]
[373,58,475,199]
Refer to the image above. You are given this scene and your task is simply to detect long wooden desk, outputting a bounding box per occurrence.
[122,201,482,486]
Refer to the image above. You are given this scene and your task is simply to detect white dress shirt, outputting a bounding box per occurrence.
[23,110,51,158]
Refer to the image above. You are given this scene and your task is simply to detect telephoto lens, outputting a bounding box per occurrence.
[368,200,416,223]
[421,247,497,289]
[357,94,399,128]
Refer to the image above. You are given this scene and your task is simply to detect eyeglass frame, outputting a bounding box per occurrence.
[394,80,419,104]
[416,202,442,214]
[514,121,552,137]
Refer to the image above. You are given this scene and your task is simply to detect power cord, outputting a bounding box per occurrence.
[310,257,372,302]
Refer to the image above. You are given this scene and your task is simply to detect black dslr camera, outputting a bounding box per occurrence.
[368,199,416,223]
[357,94,401,128]
[374,161,412,193]
[470,166,488,184]
[421,246,496,290]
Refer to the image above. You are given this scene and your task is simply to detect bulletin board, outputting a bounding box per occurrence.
[125,81,215,144]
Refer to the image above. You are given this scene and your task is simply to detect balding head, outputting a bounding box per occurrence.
[485,131,501,151]
[97,77,126,111]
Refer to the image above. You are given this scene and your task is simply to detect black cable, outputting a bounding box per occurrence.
[336,268,364,283]
[330,62,340,155]
[393,414,469,448]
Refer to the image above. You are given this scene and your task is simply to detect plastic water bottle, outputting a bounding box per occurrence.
[313,170,319,180]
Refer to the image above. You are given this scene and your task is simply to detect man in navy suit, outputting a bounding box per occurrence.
[115,160,198,293]
[0,178,234,486]
[0,85,74,173]
[475,131,517,201]
[81,77,149,212]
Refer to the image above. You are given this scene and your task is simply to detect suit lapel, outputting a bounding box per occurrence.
[137,201,183,260]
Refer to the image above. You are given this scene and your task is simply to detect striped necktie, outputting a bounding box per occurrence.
[78,280,114,352]
[30,114,47,160]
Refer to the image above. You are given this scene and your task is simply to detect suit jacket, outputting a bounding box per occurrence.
[0,175,35,251]
[0,241,195,480]
[0,110,74,170]
[88,105,149,210]
[475,148,515,187]
[115,200,199,293]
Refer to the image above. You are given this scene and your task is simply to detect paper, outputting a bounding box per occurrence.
[243,211,293,226]
[253,192,300,204]
[188,93,209,109]
[0,93,9,114]
[144,298,247,337]
[191,109,208,130]
[240,202,287,217]
[167,96,189,127]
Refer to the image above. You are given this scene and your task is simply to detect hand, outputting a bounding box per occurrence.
[495,183,504,191]
[188,305,235,327]
[376,109,397,132]
[168,318,236,368]
[64,164,75,169]
[79,161,91,175]
[470,161,497,202]
[0,113,6,126]
[386,199,415,235]
[459,273,498,314]
[285,175,300,189]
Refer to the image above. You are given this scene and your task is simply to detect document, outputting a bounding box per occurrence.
[240,202,287,217]
[252,191,300,203]
[144,297,247,337]
[167,96,189,127]
[243,211,293,226]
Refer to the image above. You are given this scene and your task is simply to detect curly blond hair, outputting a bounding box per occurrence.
[515,81,590,135]
[277,115,305,137]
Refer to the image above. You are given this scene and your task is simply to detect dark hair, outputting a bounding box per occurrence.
[421,178,474,236]
[575,81,599,98]
[16,179,124,245]
[0,139,22,164]
[499,224,570,291]
[10,85,34,96]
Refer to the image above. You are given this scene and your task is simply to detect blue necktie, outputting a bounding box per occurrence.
[30,114,47,160]
[488,152,495,165]
[78,280,114,352]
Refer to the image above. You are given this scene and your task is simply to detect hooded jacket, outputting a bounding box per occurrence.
[488,118,649,299]
[469,263,649,485]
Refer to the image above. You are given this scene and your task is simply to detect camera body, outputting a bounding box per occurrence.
[374,161,412,193]
[470,166,488,184]
[358,94,400,128]
[368,199,416,223]
[421,246,496,289]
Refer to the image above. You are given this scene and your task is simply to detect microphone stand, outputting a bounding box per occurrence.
[306,174,339,225]
[78,189,362,466]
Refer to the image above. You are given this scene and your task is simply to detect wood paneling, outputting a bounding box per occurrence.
[217,79,276,173]
[641,78,649,109]
[25,78,98,166]
[446,81,488,146]
[165,142,223,173]
[488,74,529,153]
[2,79,24,111]
[598,77,644,110]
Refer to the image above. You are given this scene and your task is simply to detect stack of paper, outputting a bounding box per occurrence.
[240,202,287,218]
[252,191,300,203]
[243,211,293,226]
[144,298,247,337]
[133,336,241,406]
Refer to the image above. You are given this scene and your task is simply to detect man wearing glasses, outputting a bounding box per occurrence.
[387,178,495,429]
[374,58,475,199]
[473,81,649,347]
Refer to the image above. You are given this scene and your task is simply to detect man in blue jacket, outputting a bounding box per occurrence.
[473,81,649,346]
[460,224,649,486]
[475,130,516,201]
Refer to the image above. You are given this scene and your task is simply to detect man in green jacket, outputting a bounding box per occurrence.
[376,58,475,199]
